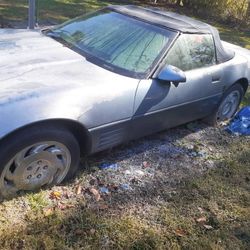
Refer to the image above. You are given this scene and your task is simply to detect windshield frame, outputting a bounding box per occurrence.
[43,8,178,79]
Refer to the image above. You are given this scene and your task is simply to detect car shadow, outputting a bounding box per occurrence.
[85,120,208,170]
[133,80,171,116]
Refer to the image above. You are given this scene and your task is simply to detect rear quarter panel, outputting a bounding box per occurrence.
[222,41,250,85]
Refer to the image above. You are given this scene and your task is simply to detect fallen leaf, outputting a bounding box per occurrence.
[197,207,205,214]
[174,229,187,237]
[204,224,213,230]
[43,207,54,217]
[99,204,109,210]
[76,185,82,195]
[142,161,150,168]
[49,191,61,200]
[57,203,67,210]
[89,188,101,201]
[208,147,213,152]
[75,229,85,235]
[66,204,75,209]
[57,202,75,210]
[196,217,207,223]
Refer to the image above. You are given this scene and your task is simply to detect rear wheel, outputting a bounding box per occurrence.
[0,127,80,198]
[203,84,244,126]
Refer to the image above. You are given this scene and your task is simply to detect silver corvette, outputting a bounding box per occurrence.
[0,5,249,197]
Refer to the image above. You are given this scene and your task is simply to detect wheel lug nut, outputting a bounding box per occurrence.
[27,166,32,171]
[37,160,43,165]
[27,175,32,179]
[43,165,48,170]
[37,174,42,179]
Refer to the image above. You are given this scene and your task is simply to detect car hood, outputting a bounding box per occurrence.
[0,29,128,102]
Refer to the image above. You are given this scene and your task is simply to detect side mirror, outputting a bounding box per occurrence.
[156,65,186,83]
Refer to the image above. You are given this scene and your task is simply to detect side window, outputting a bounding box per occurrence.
[165,34,216,71]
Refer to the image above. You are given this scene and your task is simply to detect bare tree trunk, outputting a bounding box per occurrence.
[247,0,250,21]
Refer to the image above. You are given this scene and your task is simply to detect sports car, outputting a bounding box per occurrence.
[0,5,249,197]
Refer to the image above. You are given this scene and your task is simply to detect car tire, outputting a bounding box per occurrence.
[203,83,244,126]
[0,126,80,198]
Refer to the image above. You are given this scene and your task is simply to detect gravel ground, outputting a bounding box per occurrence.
[78,122,229,206]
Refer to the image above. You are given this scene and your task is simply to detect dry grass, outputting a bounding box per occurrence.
[0,138,249,250]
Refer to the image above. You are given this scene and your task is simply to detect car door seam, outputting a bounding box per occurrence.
[132,79,142,114]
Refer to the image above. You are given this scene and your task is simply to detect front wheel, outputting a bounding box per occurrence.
[203,84,244,126]
[0,127,80,198]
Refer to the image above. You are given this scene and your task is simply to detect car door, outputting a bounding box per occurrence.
[131,33,224,138]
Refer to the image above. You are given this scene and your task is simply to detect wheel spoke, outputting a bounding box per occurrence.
[47,147,68,169]
[5,169,15,181]
[55,159,66,171]
[47,147,64,156]
[30,143,50,154]
[229,96,235,104]
[14,149,28,167]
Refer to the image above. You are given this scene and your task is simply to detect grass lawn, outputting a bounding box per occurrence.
[0,0,122,23]
[0,1,250,249]
[0,133,249,250]
[1,0,250,49]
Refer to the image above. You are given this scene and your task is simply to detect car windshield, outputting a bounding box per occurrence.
[45,9,176,78]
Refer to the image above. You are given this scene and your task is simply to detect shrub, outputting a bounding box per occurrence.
[181,0,249,22]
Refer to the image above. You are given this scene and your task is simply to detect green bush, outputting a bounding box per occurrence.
[181,0,249,22]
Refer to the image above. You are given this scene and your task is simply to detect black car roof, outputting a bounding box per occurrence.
[108,5,234,63]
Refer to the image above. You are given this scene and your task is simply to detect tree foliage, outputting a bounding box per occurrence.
[182,0,248,21]
[154,0,249,24]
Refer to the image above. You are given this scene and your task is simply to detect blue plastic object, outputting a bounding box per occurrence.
[99,163,119,170]
[120,184,130,190]
[100,187,109,194]
[227,106,250,135]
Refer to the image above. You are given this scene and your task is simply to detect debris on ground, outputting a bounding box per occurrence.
[88,188,101,201]
[120,183,131,191]
[227,106,250,135]
[99,187,109,194]
[99,163,119,170]
[49,191,62,200]
[75,185,83,195]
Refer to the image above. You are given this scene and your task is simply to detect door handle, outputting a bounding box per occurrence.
[207,71,221,83]
[208,72,221,83]
[212,75,221,83]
